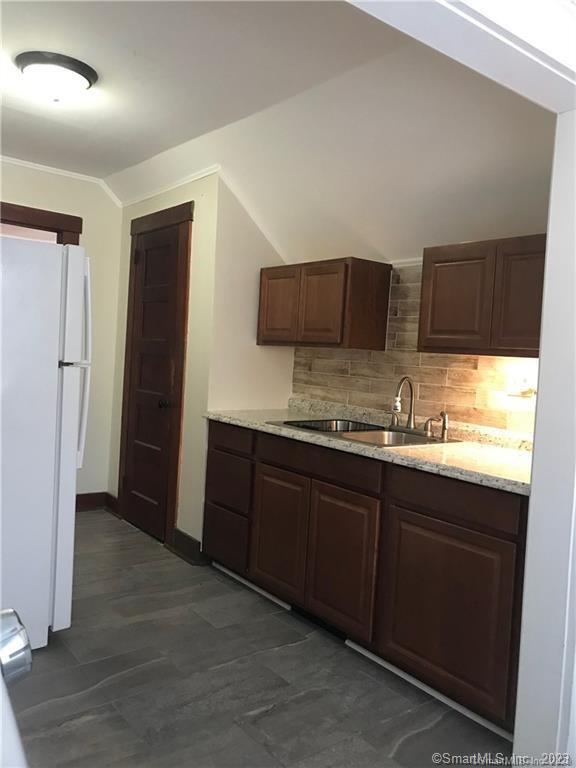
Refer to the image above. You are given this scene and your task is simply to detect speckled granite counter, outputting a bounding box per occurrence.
[206,409,532,496]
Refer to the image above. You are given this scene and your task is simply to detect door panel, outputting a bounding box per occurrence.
[203,503,250,575]
[258,266,301,343]
[120,221,190,541]
[491,235,546,353]
[419,244,496,351]
[306,482,379,642]
[250,464,310,604]
[377,504,516,722]
[298,262,347,344]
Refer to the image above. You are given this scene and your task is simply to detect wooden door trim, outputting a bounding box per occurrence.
[0,201,83,244]
[130,201,194,236]
[118,204,193,545]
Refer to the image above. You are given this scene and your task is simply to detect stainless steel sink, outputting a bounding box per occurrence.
[342,430,439,446]
[269,419,457,447]
[280,419,384,433]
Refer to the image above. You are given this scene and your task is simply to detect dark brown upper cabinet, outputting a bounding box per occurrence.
[258,257,392,349]
[491,236,546,352]
[257,265,301,344]
[418,233,545,357]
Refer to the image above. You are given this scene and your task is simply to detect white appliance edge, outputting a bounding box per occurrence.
[0,236,91,647]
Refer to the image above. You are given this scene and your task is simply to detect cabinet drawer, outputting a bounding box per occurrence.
[203,503,249,575]
[387,466,522,537]
[205,448,252,515]
[208,421,254,456]
[256,433,382,495]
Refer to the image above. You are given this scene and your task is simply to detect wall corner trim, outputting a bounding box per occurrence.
[0,155,123,208]
[114,164,221,207]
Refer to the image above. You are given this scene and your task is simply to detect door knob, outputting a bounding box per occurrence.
[158,399,170,409]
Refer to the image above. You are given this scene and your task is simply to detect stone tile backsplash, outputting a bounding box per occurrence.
[291,263,538,440]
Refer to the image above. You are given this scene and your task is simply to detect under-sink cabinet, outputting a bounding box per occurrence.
[202,421,526,728]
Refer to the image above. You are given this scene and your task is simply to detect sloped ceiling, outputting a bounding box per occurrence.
[2,1,555,264]
[106,36,555,264]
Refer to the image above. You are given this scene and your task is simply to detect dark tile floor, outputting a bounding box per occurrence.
[12,510,512,767]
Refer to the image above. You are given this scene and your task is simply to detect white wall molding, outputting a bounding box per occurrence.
[107,164,221,207]
[0,155,123,208]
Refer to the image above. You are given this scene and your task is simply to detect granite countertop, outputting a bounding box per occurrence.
[206,409,532,496]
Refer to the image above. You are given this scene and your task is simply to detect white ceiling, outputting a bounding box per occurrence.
[107,33,555,263]
[1,1,406,176]
[1,1,555,264]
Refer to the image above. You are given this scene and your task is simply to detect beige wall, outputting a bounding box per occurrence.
[110,176,292,539]
[293,263,538,437]
[0,160,123,493]
[209,180,293,411]
[109,173,220,540]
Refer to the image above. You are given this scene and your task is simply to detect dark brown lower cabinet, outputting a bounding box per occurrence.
[250,464,310,605]
[376,503,517,724]
[202,502,250,575]
[202,422,526,728]
[306,482,379,643]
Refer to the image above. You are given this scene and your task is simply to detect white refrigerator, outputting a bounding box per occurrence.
[0,235,91,649]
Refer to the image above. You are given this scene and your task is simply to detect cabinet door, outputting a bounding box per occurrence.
[258,266,301,344]
[205,449,252,515]
[419,243,496,352]
[203,503,249,575]
[306,482,379,642]
[298,262,347,344]
[250,464,310,605]
[491,234,546,354]
[377,504,516,722]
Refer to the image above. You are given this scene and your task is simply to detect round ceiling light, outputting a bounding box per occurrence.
[14,51,98,102]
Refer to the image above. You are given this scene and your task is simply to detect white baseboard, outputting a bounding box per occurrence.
[211,562,292,611]
[346,640,513,743]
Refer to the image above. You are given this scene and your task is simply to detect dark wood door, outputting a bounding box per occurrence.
[491,234,546,354]
[250,464,310,604]
[377,504,516,722]
[298,262,347,344]
[418,243,496,352]
[306,482,379,642]
[119,213,191,542]
[257,265,301,343]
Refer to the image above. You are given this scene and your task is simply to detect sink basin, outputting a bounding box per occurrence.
[342,430,439,446]
[280,419,384,433]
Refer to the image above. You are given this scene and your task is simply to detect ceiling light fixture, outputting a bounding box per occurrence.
[14,51,98,103]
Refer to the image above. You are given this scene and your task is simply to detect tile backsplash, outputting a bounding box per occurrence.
[291,263,538,439]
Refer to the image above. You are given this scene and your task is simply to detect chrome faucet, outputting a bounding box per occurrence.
[393,376,415,430]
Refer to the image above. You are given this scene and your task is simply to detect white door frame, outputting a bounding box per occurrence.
[351,0,576,755]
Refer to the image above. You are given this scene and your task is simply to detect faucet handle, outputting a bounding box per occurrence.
[440,411,449,441]
[423,411,449,441]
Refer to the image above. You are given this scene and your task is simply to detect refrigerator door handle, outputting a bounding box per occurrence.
[83,256,92,365]
[77,257,92,469]
[77,363,90,469]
